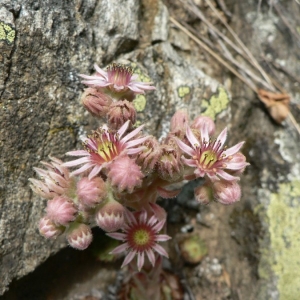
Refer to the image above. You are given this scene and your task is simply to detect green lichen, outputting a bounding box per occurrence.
[264,181,300,299]
[133,94,147,112]
[177,86,191,98]
[201,87,230,120]
[0,21,16,45]
[129,63,153,112]
[130,62,152,83]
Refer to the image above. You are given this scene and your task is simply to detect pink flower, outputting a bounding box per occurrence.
[29,156,72,199]
[176,125,248,181]
[107,210,171,271]
[63,121,147,179]
[79,63,155,94]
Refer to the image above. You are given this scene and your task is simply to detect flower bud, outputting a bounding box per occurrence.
[191,116,215,136]
[81,87,112,118]
[194,184,213,205]
[107,100,136,130]
[29,156,72,199]
[39,216,64,239]
[46,196,77,225]
[77,177,107,207]
[157,140,184,182]
[95,199,126,232]
[107,155,143,193]
[135,136,161,173]
[170,109,189,138]
[213,180,241,205]
[149,203,167,222]
[67,222,93,250]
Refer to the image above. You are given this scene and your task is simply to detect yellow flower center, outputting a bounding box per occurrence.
[97,141,117,161]
[200,150,217,168]
[133,229,150,246]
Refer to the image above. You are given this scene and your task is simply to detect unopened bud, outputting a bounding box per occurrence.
[39,216,64,239]
[81,87,112,118]
[67,223,93,250]
[170,109,189,138]
[157,140,184,182]
[107,155,143,193]
[135,136,161,173]
[107,100,136,129]
[77,177,107,207]
[194,184,213,205]
[95,199,126,232]
[46,196,77,226]
[213,180,241,205]
[149,203,167,221]
[191,116,215,136]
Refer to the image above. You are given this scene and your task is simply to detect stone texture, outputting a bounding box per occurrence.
[0,0,141,294]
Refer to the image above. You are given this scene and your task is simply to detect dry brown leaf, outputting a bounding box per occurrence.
[257,89,290,124]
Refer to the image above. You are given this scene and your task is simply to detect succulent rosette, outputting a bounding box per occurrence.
[107,210,171,271]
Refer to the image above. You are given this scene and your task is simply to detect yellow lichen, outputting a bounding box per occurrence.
[133,94,147,112]
[0,21,16,45]
[266,181,300,299]
[201,87,230,120]
[178,86,191,98]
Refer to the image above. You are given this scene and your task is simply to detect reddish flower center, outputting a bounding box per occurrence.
[127,224,155,252]
[107,63,133,89]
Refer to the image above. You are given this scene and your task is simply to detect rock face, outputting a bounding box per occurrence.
[1,0,300,299]
[0,0,141,294]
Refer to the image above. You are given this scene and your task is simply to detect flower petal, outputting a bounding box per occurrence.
[121,124,145,143]
[146,249,156,266]
[216,169,239,181]
[137,252,145,271]
[63,156,90,167]
[94,64,108,78]
[155,234,171,242]
[117,120,130,138]
[70,163,93,177]
[110,242,129,254]
[215,127,227,150]
[121,250,136,268]
[186,127,200,149]
[66,150,89,156]
[223,141,245,157]
[176,139,195,157]
[88,165,103,179]
[106,232,127,241]
[152,244,169,258]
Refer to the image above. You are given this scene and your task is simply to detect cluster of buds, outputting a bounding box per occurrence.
[30,63,248,277]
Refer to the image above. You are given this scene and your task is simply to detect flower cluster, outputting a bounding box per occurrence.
[30,63,248,277]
